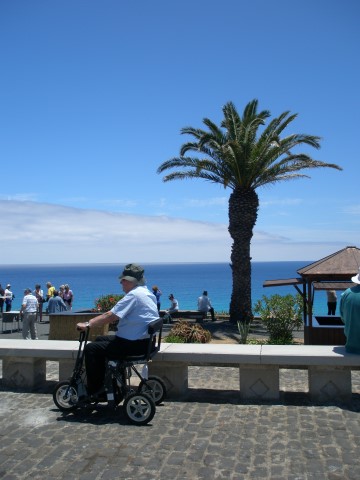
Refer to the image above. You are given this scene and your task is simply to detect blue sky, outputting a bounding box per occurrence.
[0,0,359,264]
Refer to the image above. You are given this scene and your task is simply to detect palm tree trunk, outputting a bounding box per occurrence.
[228,187,259,324]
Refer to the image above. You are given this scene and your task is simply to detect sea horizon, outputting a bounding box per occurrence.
[0,260,315,266]
[0,260,338,317]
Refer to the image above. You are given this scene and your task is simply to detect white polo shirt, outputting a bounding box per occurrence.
[22,293,38,313]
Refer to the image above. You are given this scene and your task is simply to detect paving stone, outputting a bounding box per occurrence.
[2,324,360,479]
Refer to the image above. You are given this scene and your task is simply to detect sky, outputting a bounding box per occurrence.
[0,0,359,265]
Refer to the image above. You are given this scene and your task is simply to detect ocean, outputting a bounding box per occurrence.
[0,261,332,316]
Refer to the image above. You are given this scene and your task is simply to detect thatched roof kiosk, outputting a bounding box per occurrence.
[263,246,360,344]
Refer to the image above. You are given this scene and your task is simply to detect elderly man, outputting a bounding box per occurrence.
[77,263,159,398]
[20,288,39,340]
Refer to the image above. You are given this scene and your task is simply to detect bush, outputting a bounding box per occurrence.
[94,294,124,331]
[254,293,303,344]
[94,294,123,312]
[164,334,185,343]
[166,320,212,343]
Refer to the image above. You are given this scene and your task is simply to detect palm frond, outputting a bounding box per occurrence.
[157,99,342,192]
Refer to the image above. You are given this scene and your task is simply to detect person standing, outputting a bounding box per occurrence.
[326,289,337,315]
[340,267,360,353]
[0,284,5,313]
[63,284,74,310]
[46,282,55,301]
[4,284,14,312]
[34,284,44,322]
[47,290,68,313]
[197,290,216,321]
[20,288,39,340]
[152,285,162,312]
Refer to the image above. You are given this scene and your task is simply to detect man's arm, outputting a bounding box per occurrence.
[77,311,119,330]
[20,300,26,314]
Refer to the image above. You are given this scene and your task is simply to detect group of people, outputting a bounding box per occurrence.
[151,286,216,322]
[2,282,74,340]
[44,282,74,314]
[151,286,178,314]
[32,282,74,322]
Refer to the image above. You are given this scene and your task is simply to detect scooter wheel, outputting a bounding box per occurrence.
[53,381,78,411]
[123,392,156,425]
[139,376,167,405]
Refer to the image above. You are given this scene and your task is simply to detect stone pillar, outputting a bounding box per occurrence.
[59,359,75,381]
[149,362,188,397]
[240,364,280,401]
[308,365,352,402]
[2,356,46,388]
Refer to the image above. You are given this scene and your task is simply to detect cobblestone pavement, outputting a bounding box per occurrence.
[1,320,360,479]
[1,362,360,480]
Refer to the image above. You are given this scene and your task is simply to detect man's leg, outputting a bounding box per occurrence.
[84,336,149,395]
[29,313,38,339]
[84,337,112,394]
[22,314,30,339]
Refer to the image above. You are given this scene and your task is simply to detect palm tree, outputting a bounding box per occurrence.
[157,100,342,323]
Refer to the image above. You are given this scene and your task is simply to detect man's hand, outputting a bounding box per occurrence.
[76,322,89,331]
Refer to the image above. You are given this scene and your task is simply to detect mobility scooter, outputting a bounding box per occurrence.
[53,318,166,425]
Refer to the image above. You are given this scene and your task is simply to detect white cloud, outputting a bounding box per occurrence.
[0,201,231,264]
[0,193,39,202]
[0,200,357,264]
[343,205,360,215]
[184,197,228,208]
[261,197,303,207]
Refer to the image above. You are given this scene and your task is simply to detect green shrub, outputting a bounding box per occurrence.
[164,334,185,343]
[237,319,253,344]
[94,294,123,312]
[93,294,124,332]
[247,338,266,345]
[167,320,212,343]
[254,293,303,344]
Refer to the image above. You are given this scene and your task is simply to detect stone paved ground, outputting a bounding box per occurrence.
[1,320,360,479]
[1,362,360,480]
